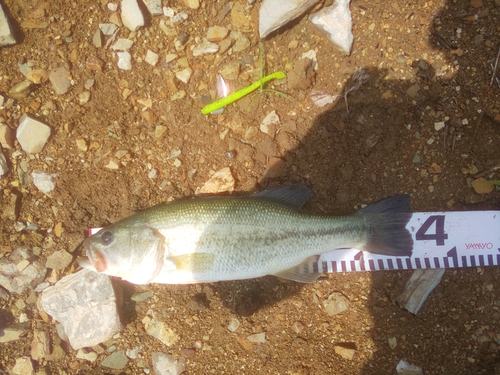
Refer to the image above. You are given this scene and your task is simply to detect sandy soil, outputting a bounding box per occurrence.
[1,0,500,374]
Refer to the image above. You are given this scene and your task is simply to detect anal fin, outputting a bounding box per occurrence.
[272,255,321,283]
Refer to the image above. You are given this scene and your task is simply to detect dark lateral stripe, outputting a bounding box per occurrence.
[369,259,375,271]
[478,255,484,266]
[332,261,337,272]
[461,256,467,267]
[497,254,500,266]
[387,258,394,270]
[312,262,318,273]
[397,258,403,269]
[434,257,440,268]
[488,254,493,266]
[415,258,422,269]
[350,260,355,271]
[341,261,347,272]
[424,257,431,268]
[470,255,476,267]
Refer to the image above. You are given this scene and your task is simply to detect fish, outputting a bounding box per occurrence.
[78,185,413,285]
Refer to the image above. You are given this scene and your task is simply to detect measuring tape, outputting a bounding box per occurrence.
[89,211,500,274]
[316,211,500,273]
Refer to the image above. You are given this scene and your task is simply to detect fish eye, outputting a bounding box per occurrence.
[100,231,113,246]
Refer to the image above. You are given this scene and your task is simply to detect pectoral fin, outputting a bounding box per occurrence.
[272,255,322,283]
[170,253,215,273]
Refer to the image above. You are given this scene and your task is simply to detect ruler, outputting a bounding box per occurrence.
[315,211,500,273]
[89,211,500,273]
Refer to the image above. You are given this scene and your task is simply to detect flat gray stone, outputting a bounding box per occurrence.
[101,350,128,369]
[0,3,16,46]
[16,113,51,154]
[45,250,72,270]
[0,322,30,343]
[48,66,71,95]
[40,269,122,350]
[259,0,320,38]
[0,247,46,294]
[143,0,163,15]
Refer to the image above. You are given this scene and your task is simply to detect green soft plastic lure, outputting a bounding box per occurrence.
[201,71,286,115]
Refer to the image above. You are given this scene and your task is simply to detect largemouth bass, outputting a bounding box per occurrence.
[79,185,413,284]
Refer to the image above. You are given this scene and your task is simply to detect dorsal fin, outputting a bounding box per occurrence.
[252,185,313,209]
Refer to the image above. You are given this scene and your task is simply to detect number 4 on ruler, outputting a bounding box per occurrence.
[415,215,449,246]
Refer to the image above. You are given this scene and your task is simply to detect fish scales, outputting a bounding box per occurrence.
[79,186,413,284]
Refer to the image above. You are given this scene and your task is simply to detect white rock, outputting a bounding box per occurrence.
[247,332,266,343]
[228,317,240,332]
[183,0,200,9]
[99,23,118,36]
[434,121,445,131]
[310,90,340,107]
[310,0,353,55]
[11,357,34,375]
[193,39,219,57]
[323,292,350,316]
[396,360,423,375]
[260,110,280,134]
[121,0,145,32]
[78,91,91,104]
[76,349,98,362]
[143,0,162,15]
[40,269,123,350]
[145,49,159,66]
[175,68,193,84]
[31,171,57,194]
[107,3,119,11]
[259,0,320,38]
[172,11,188,23]
[199,167,235,194]
[0,146,8,176]
[116,51,132,70]
[163,7,175,17]
[0,3,16,46]
[152,353,186,375]
[111,38,134,51]
[143,312,180,346]
[16,114,51,154]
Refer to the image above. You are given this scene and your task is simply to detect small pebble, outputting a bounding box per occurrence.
[145,50,159,66]
[117,52,132,70]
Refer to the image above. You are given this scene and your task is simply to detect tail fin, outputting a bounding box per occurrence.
[358,194,413,257]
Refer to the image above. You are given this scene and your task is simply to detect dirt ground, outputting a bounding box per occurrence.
[1,0,500,374]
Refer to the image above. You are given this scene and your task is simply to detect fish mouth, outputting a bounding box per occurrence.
[81,238,107,273]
